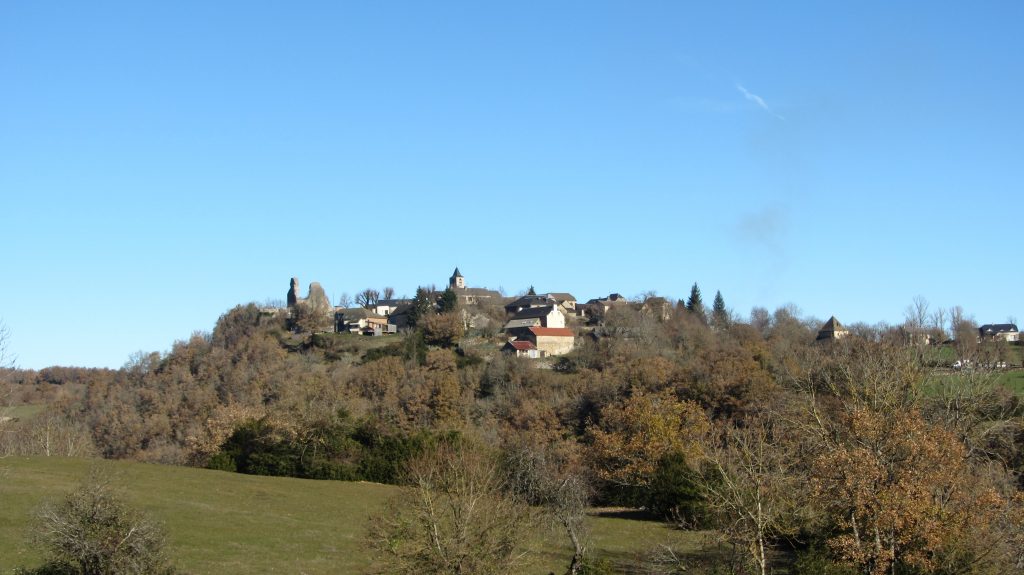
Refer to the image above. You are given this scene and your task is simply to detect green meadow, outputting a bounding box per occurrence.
[0,457,707,574]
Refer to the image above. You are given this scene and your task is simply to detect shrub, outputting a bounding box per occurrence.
[28,470,175,575]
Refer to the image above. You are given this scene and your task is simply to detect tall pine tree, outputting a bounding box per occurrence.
[438,287,458,313]
[712,290,728,328]
[686,283,706,324]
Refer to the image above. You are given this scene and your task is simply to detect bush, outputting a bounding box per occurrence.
[645,452,707,525]
[28,470,175,575]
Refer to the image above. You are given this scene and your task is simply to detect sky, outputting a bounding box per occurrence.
[1,1,1022,369]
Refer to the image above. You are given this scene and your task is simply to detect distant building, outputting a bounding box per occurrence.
[447,267,501,306]
[817,316,849,341]
[978,324,1020,342]
[504,305,566,332]
[335,307,386,334]
[524,327,575,356]
[503,339,541,359]
[374,299,412,317]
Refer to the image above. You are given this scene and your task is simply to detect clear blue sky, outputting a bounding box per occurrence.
[2,1,1021,369]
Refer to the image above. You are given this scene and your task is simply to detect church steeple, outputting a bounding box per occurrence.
[449,267,465,289]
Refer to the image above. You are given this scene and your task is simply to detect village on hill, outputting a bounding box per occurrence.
[279,267,1020,364]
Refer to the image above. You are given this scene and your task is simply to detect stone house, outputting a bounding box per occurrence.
[979,323,1020,342]
[524,327,575,356]
[503,339,541,359]
[335,308,386,334]
[504,305,566,332]
[373,299,411,317]
[816,316,849,341]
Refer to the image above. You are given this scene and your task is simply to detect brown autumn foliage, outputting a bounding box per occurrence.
[5,300,1023,575]
[587,388,709,487]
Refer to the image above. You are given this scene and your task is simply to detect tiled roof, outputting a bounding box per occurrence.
[529,327,574,337]
[512,306,557,320]
[506,340,536,350]
[821,316,843,331]
[545,292,577,303]
[980,323,1019,334]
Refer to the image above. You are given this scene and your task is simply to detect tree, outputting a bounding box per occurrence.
[797,341,1024,575]
[291,298,332,333]
[368,441,537,575]
[409,287,436,328]
[588,388,709,488]
[686,283,706,323]
[698,414,799,575]
[29,470,175,574]
[421,312,465,348]
[438,288,458,314]
[712,291,728,329]
[337,292,352,308]
[527,285,536,296]
[903,295,929,331]
[381,287,395,301]
[355,289,380,309]
[1,320,16,443]
[504,441,592,575]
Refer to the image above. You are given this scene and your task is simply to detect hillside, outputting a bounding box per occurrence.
[0,457,707,574]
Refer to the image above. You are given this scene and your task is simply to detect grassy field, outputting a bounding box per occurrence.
[1,405,45,420]
[0,457,707,574]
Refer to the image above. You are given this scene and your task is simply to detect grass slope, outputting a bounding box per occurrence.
[0,457,705,574]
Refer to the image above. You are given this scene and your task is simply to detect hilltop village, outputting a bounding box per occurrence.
[284,268,611,358]
[283,267,1021,362]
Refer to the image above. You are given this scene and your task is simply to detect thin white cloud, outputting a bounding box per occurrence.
[736,84,785,120]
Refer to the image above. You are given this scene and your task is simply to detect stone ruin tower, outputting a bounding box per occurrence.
[287,277,300,307]
[286,277,331,310]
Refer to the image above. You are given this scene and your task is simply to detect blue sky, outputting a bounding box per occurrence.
[2,1,1021,369]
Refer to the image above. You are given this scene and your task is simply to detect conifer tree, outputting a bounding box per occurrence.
[409,287,435,327]
[686,283,706,323]
[712,290,728,328]
[439,287,458,313]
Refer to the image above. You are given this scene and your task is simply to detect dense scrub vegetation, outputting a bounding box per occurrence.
[3,301,1023,574]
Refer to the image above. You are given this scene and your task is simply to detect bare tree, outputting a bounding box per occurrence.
[381,286,395,300]
[30,469,175,574]
[368,441,538,575]
[929,307,948,341]
[698,414,800,575]
[1,321,15,453]
[337,292,352,308]
[9,407,96,458]
[904,295,930,331]
[948,305,966,339]
[504,442,592,575]
[355,289,380,309]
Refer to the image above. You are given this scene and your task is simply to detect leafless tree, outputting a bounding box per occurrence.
[355,289,380,309]
[929,307,948,341]
[8,407,96,458]
[504,442,592,575]
[337,292,352,308]
[368,441,538,575]
[698,414,800,575]
[904,295,930,331]
[381,286,395,300]
[1,321,15,454]
[31,469,175,574]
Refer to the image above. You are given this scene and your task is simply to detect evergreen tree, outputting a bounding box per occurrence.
[409,287,435,327]
[686,283,706,323]
[527,285,536,296]
[439,288,458,313]
[712,290,728,328]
